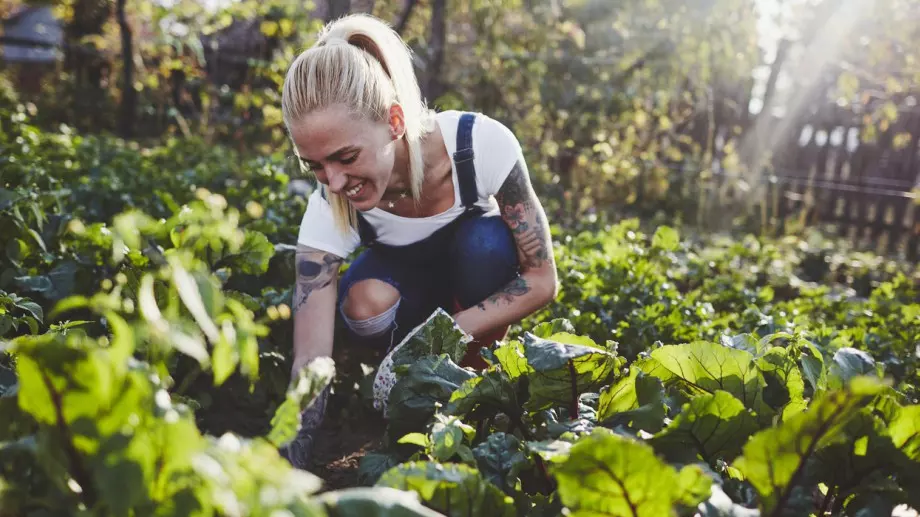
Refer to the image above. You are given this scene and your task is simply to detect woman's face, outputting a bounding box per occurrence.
[290,103,404,212]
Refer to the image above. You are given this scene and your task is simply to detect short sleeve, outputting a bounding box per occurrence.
[472,114,526,196]
[297,190,361,258]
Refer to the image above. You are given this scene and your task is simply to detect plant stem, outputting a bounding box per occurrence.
[818,486,835,516]
[41,371,97,509]
[568,360,579,418]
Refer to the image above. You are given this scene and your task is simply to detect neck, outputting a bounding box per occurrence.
[387,136,413,194]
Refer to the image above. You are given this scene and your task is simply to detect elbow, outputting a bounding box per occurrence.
[536,268,559,308]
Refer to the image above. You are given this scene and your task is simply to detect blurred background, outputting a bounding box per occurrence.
[2,0,919,258]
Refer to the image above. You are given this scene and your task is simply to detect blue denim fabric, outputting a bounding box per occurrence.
[338,213,519,351]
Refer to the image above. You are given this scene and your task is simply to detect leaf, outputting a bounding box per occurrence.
[386,355,477,441]
[376,461,516,517]
[697,485,761,516]
[652,226,680,251]
[429,414,474,462]
[496,334,621,412]
[13,300,43,323]
[389,309,473,373]
[828,347,877,390]
[731,377,884,515]
[642,341,766,410]
[472,432,529,493]
[317,487,445,516]
[889,404,920,462]
[650,391,759,464]
[267,357,335,448]
[531,319,576,338]
[597,367,667,433]
[550,429,712,516]
[445,368,518,419]
[756,348,805,416]
[359,452,405,487]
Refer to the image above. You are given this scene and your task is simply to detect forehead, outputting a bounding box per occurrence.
[289,106,381,161]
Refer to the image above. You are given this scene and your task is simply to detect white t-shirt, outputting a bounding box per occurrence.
[296,110,523,258]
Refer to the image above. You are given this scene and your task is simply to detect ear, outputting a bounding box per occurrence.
[387,103,406,140]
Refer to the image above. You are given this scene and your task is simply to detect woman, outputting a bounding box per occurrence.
[279,13,558,470]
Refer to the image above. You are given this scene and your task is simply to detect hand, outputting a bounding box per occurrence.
[279,384,330,470]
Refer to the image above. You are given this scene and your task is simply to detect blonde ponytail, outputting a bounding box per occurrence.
[282,13,435,235]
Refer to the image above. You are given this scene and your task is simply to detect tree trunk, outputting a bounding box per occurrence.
[394,0,419,35]
[325,0,352,22]
[424,0,447,102]
[116,0,135,138]
[351,0,375,14]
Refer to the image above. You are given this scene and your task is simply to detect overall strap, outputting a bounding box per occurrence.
[453,112,478,209]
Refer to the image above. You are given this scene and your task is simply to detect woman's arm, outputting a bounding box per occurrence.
[281,244,342,470]
[453,159,558,338]
[290,245,342,376]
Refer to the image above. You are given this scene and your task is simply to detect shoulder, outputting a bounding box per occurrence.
[297,189,360,258]
[467,112,524,195]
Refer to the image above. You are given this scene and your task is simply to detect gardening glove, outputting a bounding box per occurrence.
[279,384,330,470]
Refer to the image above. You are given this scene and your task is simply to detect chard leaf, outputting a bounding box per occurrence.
[386,355,476,442]
[550,429,712,516]
[756,348,805,418]
[889,404,920,462]
[531,319,576,338]
[828,347,877,390]
[731,377,884,515]
[266,357,335,448]
[316,487,444,516]
[472,432,529,493]
[390,309,472,372]
[429,414,474,462]
[495,335,621,412]
[597,367,667,433]
[642,341,766,410]
[376,461,515,517]
[445,368,518,419]
[649,390,759,464]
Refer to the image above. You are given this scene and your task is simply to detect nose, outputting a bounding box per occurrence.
[324,167,349,194]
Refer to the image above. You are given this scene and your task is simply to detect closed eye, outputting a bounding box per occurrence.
[340,152,359,164]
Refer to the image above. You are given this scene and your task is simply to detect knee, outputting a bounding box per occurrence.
[341,279,400,321]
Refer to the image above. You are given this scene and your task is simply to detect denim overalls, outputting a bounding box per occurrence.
[335,113,520,354]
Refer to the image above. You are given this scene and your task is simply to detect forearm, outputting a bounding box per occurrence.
[291,245,342,375]
[453,270,556,338]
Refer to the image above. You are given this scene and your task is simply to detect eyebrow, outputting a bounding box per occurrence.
[299,146,359,164]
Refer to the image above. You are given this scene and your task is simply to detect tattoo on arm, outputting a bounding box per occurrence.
[294,249,343,311]
[495,161,552,270]
[482,276,531,308]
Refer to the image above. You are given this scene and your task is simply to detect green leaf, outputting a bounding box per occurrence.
[652,226,680,251]
[398,433,431,448]
[376,461,516,517]
[13,300,42,323]
[731,377,884,515]
[550,429,712,516]
[828,347,877,390]
[756,348,805,416]
[889,404,920,462]
[650,390,759,464]
[317,487,445,516]
[430,414,474,462]
[496,334,621,412]
[445,368,518,419]
[386,355,477,441]
[472,432,529,493]
[531,318,576,338]
[389,309,473,372]
[642,341,766,410]
[267,356,335,448]
[597,367,667,433]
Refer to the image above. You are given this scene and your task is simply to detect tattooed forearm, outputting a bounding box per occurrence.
[294,249,343,311]
[483,276,531,307]
[495,161,552,270]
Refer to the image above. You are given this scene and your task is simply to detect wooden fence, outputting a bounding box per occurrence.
[757,102,920,260]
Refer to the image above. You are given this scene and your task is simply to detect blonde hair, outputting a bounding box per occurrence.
[282,13,436,234]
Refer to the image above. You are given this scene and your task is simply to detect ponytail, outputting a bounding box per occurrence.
[282,14,435,235]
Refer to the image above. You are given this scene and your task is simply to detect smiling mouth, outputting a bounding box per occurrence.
[345,181,366,199]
